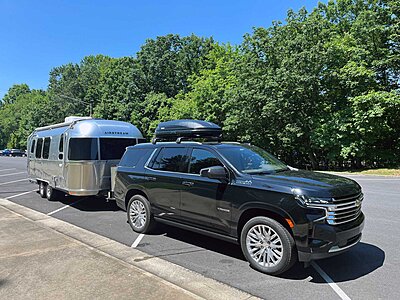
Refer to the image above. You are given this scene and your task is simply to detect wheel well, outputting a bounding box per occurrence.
[237,208,294,239]
[125,189,148,209]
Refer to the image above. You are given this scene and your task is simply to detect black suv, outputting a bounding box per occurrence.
[114,121,364,275]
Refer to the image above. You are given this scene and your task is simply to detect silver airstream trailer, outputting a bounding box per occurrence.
[27,116,145,200]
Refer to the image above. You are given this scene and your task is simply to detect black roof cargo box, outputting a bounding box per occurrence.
[154,120,222,142]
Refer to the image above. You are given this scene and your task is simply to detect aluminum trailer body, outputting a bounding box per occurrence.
[27,116,144,197]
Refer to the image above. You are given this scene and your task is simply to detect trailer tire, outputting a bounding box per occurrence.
[39,182,46,198]
[46,185,59,201]
[127,195,156,234]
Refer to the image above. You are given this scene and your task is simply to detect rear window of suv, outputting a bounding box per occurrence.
[150,147,188,173]
[119,148,152,167]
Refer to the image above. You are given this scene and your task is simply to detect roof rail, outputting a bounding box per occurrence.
[151,135,222,145]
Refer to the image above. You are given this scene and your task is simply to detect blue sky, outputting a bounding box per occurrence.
[0,0,323,99]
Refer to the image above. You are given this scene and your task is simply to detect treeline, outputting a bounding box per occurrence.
[0,0,399,169]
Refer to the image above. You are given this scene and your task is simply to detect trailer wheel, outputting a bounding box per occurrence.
[46,185,59,201]
[39,182,46,198]
[127,195,156,234]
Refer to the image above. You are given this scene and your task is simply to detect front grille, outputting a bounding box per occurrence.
[326,192,363,225]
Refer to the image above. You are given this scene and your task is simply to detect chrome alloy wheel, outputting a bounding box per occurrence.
[246,224,283,267]
[129,200,147,229]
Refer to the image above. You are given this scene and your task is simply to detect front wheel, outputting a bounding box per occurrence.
[127,195,156,234]
[240,216,296,275]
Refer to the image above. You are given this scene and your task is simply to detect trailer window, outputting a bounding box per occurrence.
[35,138,43,158]
[59,134,64,152]
[68,138,98,160]
[30,140,36,153]
[42,137,51,159]
[100,138,137,160]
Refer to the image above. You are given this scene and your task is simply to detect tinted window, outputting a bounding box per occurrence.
[30,140,36,153]
[151,147,188,172]
[100,138,137,160]
[218,145,288,174]
[42,137,51,159]
[119,148,151,167]
[189,149,223,174]
[59,134,64,152]
[68,138,98,160]
[35,138,43,158]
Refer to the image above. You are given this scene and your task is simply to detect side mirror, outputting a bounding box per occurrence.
[59,153,63,160]
[200,166,228,181]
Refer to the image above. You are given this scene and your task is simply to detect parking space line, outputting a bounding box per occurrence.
[311,262,351,300]
[0,178,27,186]
[0,172,26,177]
[0,168,16,172]
[46,197,86,216]
[131,233,145,248]
[5,190,37,199]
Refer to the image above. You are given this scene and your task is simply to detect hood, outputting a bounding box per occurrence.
[251,170,360,198]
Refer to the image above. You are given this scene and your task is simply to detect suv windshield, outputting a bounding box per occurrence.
[218,145,288,174]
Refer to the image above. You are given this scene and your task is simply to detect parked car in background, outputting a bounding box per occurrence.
[10,149,26,157]
[1,149,11,156]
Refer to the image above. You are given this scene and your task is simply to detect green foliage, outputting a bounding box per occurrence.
[1,1,398,169]
[1,84,30,105]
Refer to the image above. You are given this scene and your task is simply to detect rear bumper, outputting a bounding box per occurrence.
[297,212,365,262]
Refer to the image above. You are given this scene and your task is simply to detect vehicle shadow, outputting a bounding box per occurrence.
[151,223,384,282]
[53,194,121,212]
[151,223,246,260]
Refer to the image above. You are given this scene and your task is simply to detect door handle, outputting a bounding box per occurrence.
[182,181,194,187]
[145,176,157,181]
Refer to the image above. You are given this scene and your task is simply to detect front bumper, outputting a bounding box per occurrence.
[297,212,365,262]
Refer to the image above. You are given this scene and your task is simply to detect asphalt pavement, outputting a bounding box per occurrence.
[0,156,399,299]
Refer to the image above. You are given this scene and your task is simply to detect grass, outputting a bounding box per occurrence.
[321,168,400,176]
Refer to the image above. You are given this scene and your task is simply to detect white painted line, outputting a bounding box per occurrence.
[0,168,16,172]
[0,178,27,186]
[5,190,37,199]
[311,261,351,300]
[46,197,86,216]
[0,171,26,177]
[131,233,145,248]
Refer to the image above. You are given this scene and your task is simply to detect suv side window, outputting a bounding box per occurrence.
[150,147,188,173]
[189,148,223,174]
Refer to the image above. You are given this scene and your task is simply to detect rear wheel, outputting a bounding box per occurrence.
[39,182,46,198]
[46,185,60,201]
[240,216,296,275]
[127,195,156,233]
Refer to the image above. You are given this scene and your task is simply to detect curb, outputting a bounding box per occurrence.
[0,198,259,300]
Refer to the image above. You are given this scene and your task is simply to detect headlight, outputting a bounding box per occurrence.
[292,189,332,207]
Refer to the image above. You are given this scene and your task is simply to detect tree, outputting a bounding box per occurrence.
[136,34,215,97]
[1,84,30,105]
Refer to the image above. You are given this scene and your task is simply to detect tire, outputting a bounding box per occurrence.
[39,182,46,198]
[240,216,296,275]
[127,195,156,234]
[45,185,59,201]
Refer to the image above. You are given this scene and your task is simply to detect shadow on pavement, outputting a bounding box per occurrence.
[272,242,384,282]
[151,223,246,261]
[50,194,120,212]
